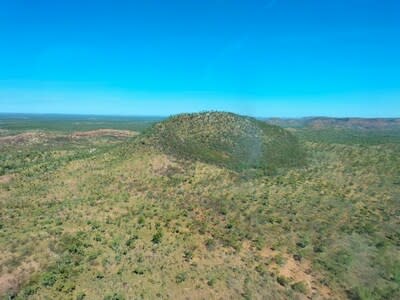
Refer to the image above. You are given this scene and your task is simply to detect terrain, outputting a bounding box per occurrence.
[147,112,306,173]
[265,117,400,145]
[0,112,399,299]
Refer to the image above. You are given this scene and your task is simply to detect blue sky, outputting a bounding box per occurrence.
[0,0,399,117]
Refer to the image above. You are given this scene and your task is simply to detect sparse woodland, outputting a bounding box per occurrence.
[0,113,399,299]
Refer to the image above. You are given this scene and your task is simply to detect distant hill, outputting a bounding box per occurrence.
[265,117,400,130]
[144,112,306,172]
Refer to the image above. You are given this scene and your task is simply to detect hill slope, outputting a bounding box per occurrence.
[1,114,399,299]
[146,112,306,172]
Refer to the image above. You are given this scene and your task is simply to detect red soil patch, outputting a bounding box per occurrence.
[259,247,334,299]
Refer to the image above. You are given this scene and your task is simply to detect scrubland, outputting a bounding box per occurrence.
[0,113,399,299]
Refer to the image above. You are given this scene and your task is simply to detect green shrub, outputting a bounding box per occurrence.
[76,292,86,300]
[41,272,57,287]
[22,285,38,296]
[291,281,308,294]
[104,293,125,300]
[274,255,286,266]
[133,267,145,275]
[255,264,268,277]
[125,234,139,247]
[183,249,193,261]
[152,230,163,244]
[207,276,216,287]
[277,275,290,286]
[138,215,145,225]
[175,272,187,283]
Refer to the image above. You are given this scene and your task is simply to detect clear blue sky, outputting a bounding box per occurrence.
[0,0,399,117]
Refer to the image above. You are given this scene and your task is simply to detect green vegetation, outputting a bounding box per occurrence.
[0,113,399,299]
[291,281,308,294]
[0,113,162,135]
[146,112,306,173]
[266,117,400,145]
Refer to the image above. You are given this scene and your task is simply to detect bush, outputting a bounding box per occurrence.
[152,230,163,244]
[41,272,57,287]
[277,275,290,286]
[207,276,216,287]
[291,281,308,294]
[205,238,216,251]
[183,249,193,261]
[76,292,86,300]
[274,255,286,266]
[175,272,187,283]
[255,264,268,277]
[22,285,38,296]
[104,293,125,300]
[138,215,145,226]
[125,234,139,247]
[133,267,145,275]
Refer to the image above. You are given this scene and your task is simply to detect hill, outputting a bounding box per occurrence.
[145,112,306,173]
[265,117,400,145]
[1,114,399,299]
[266,117,400,130]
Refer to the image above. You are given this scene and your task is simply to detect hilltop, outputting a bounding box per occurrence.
[145,112,306,173]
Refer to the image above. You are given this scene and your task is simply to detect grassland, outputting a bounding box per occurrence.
[0,113,399,299]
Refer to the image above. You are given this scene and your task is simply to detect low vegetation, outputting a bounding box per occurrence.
[0,113,399,299]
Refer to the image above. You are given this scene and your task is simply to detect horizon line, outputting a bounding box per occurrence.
[0,111,399,120]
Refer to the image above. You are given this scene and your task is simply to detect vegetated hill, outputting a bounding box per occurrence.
[266,117,400,130]
[145,112,306,173]
[1,116,400,299]
[266,117,400,145]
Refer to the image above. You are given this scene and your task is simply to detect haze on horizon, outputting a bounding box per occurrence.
[0,0,399,117]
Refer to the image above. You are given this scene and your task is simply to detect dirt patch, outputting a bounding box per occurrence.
[70,129,138,139]
[279,257,313,289]
[0,129,138,147]
[0,259,40,296]
[259,247,334,299]
[0,132,51,146]
[0,175,13,184]
[150,154,183,176]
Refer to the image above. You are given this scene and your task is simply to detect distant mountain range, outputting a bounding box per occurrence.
[265,117,400,130]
